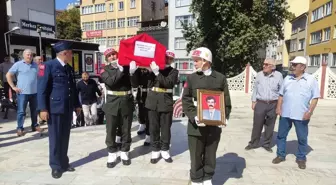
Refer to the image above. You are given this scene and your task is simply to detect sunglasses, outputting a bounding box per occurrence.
[291,63,299,67]
[263,63,271,66]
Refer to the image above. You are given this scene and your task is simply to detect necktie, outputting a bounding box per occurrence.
[210,112,213,119]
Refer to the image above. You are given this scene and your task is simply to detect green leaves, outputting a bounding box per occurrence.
[183,0,293,76]
[56,8,82,40]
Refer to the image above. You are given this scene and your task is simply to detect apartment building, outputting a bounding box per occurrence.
[277,0,309,70]
[80,0,165,50]
[306,0,336,73]
[288,13,308,60]
[168,0,194,94]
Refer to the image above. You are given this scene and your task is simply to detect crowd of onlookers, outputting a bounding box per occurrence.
[0,49,104,136]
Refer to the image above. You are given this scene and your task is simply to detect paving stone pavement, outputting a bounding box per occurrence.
[0,92,336,185]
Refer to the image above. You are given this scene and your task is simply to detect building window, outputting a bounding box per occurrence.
[298,39,305,51]
[176,0,191,7]
[334,25,336,39]
[119,1,124,11]
[309,55,320,66]
[322,53,329,65]
[109,3,114,11]
[311,6,324,22]
[325,1,332,16]
[289,39,297,52]
[107,19,116,29]
[127,16,139,27]
[323,27,331,41]
[175,37,187,50]
[117,18,125,28]
[96,37,106,46]
[82,22,94,31]
[95,20,106,30]
[81,5,94,15]
[332,53,336,67]
[107,36,117,46]
[130,0,136,8]
[310,30,322,44]
[117,35,125,44]
[174,59,193,70]
[175,15,194,29]
[95,4,105,13]
[82,38,95,43]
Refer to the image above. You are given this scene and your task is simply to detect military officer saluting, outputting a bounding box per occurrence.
[145,50,179,164]
[182,47,232,185]
[101,48,137,168]
[133,67,151,146]
[37,41,81,179]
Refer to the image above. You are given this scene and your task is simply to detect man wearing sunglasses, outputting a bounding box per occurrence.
[272,56,320,169]
[245,58,283,152]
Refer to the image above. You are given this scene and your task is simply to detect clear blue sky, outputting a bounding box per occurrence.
[56,0,74,10]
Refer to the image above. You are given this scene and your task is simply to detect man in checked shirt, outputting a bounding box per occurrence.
[245,58,283,152]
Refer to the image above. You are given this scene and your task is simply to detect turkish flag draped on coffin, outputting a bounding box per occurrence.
[118,33,167,69]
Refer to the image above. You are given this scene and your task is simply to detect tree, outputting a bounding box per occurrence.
[182,0,294,76]
[56,8,82,40]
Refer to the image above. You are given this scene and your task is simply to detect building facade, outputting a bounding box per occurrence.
[80,0,165,51]
[277,0,309,70]
[306,0,336,73]
[288,13,308,61]
[168,0,194,94]
[6,0,56,39]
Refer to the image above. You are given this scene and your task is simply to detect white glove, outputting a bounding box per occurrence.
[195,116,206,127]
[117,62,123,72]
[218,119,229,128]
[150,61,159,76]
[129,61,137,75]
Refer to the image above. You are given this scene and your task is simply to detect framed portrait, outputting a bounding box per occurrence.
[84,53,94,72]
[197,89,226,126]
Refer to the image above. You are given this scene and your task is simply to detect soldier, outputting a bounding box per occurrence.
[37,41,81,179]
[145,50,179,164]
[133,66,152,145]
[101,48,137,168]
[102,48,122,148]
[182,47,232,185]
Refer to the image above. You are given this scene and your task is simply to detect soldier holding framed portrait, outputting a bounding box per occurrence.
[182,47,232,185]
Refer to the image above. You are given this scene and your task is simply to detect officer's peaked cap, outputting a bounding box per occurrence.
[53,41,73,53]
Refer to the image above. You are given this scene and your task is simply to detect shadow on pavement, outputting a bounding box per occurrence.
[0,132,47,148]
[213,153,246,185]
[70,148,108,168]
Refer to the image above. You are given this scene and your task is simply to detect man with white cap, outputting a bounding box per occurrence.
[182,47,232,185]
[272,56,319,170]
[144,50,179,164]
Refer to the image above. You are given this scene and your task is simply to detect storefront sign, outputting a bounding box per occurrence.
[86,30,103,38]
[20,19,55,33]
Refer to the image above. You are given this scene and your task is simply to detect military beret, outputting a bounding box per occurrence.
[53,41,73,53]
[104,48,118,56]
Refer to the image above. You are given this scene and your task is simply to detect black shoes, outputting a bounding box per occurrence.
[51,169,62,179]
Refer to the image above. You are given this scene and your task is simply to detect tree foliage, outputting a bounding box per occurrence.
[56,8,82,40]
[183,0,294,76]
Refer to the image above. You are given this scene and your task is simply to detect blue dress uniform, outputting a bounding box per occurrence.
[37,41,80,179]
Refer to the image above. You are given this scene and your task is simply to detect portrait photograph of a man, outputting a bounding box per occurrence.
[202,95,221,121]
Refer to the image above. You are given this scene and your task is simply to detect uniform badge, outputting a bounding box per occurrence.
[38,64,45,76]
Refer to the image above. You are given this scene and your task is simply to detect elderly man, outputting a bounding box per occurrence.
[34,56,43,65]
[272,56,319,169]
[77,72,102,126]
[245,58,283,152]
[6,49,41,136]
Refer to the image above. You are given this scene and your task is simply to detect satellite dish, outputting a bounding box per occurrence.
[160,21,167,28]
